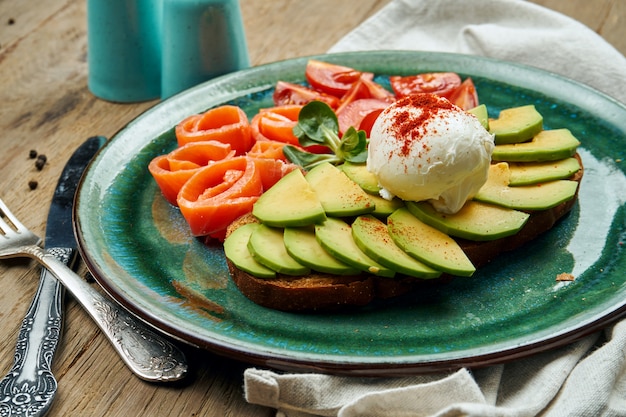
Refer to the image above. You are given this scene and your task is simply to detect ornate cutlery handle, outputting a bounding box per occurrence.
[32,249,188,382]
[0,248,72,417]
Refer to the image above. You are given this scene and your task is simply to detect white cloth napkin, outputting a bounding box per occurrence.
[244,1,626,416]
[328,0,626,104]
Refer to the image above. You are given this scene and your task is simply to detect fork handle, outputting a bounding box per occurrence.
[36,251,188,382]
[15,249,74,381]
[0,249,73,417]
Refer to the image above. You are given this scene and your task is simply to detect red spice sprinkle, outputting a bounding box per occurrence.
[383,94,456,157]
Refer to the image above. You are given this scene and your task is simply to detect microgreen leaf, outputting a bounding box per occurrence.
[295,101,340,146]
[286,101,369,170]
[339,127,368,163]
[293,123,322,148]
[283,145,341,169]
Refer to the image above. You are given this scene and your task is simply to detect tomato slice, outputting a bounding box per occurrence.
[273,81,340,109]
[336,73,395,115]
[358,73,396,102]
[304,59,362,97]
[175,105,253,155]
[337,98,390,136]
[358,108,385,137]
[449,77,479,110]
[389,72,462,99]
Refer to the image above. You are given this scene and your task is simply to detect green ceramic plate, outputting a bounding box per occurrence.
[75,51,626,375]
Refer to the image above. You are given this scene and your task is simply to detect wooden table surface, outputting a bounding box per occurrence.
[0,1,623,416]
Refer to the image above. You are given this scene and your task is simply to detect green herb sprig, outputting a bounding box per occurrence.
[283,101,368,170]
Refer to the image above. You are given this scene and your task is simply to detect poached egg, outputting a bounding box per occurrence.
[367,94,494,214]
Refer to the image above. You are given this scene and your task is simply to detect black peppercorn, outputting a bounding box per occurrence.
[35,154,47,170]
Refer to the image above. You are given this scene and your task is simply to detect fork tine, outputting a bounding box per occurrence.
[0,202,13,236]
[0,197,27,233]
[0,218,10,236]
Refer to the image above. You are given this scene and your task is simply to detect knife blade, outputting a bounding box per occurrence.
[0,136,105,417]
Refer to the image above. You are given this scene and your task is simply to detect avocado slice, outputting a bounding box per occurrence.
[253,168,327,227]
[474,162,579,210]
[247,224,310,276]
[467,104,489,130]
[223,223,276,279]
[387,208,475,277]
[508,157,581,186]
[306,162,375,217]
[340,161,380,194]
[369,194,405,218]
[492,129,581,162]
[406,200,530,241]
[489,104,543,145]
[315,217,395,277]
[352,215,441,279]
[284,226,360,275]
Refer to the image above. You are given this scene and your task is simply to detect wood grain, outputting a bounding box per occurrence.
[0,0,623,416]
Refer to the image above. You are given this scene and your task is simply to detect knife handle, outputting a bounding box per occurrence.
[35,250,188,382]
[0,248,73,417]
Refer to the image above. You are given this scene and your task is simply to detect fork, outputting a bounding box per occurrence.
[0,199,188,397]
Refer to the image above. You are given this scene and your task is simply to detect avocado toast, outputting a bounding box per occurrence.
[224,103,584,311]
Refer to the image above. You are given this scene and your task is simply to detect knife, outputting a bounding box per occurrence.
[0,136,104,417]
[0,137,188,417]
